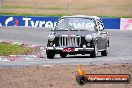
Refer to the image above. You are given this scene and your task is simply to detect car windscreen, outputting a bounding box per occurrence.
[55,18,95,31]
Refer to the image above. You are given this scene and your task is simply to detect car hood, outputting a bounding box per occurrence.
[53,31,96,37]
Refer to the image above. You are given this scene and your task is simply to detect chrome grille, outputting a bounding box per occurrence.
[59,35,81,47]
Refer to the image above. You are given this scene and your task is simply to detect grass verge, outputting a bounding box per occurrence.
[0,12,132,18]
[4,5,66,10]
[0,12,65,17]
[0,42,32,56]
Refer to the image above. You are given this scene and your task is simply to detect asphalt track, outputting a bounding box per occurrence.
[0,27,132,66]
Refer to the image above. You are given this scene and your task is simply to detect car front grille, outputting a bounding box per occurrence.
[59,35,81,47]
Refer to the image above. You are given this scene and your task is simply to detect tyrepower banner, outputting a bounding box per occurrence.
[0,16,59,28]
[120,18,132,30]
[0,15,120,29]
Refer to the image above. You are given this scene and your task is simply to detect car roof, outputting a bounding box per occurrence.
[61,15,100,20]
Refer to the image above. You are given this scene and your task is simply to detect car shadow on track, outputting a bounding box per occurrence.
[53,54,102,59]
[66,55,102,58]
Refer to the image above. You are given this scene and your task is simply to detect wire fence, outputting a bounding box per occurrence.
[0,0,71,15]
[0,0,132,17]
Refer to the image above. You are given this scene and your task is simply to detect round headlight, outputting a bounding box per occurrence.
[48,35,55,41]
[85,35,92,42]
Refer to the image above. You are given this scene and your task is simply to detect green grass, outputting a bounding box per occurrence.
[98,16,132,18]
[4,5,66,10]
[39,7,66,10]
[1,0,131,18]
[0,12,65,17]
[0,42,32,56]
[0,12,132,18]
[4,5,33,9]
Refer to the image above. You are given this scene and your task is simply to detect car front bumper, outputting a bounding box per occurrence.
[46,47,94,52]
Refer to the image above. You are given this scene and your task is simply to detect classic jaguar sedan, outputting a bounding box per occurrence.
[46,15,109,59]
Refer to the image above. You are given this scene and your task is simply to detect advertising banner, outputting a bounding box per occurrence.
[0,16,59,28]
[0,15,120,29]
[101,18,120,30]
[120,18,132,30]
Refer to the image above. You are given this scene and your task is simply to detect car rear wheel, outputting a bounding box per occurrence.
[101,46,108,56]
[46,50,55,59]
[60,53,67,58]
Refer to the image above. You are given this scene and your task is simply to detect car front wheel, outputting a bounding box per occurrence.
[60,52,67,58]
[46,50,55,59]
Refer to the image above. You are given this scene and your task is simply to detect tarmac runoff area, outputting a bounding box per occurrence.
[0,27,132,66]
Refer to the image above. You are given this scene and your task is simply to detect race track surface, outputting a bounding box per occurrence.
[0,27,132,66]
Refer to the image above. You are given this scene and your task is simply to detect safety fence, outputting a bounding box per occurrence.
[0,16,132,30]
[0,0,131,17]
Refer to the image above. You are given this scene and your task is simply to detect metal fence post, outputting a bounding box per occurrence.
[1,0,4,14]
[34,0,37,16]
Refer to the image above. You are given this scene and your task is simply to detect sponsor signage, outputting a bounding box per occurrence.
[101,18,120,29]
[120,18,132,30]
[0,16,121,29]
[0,16,59,28]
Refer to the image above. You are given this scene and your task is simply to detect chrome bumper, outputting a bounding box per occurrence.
[46,47,94,51]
